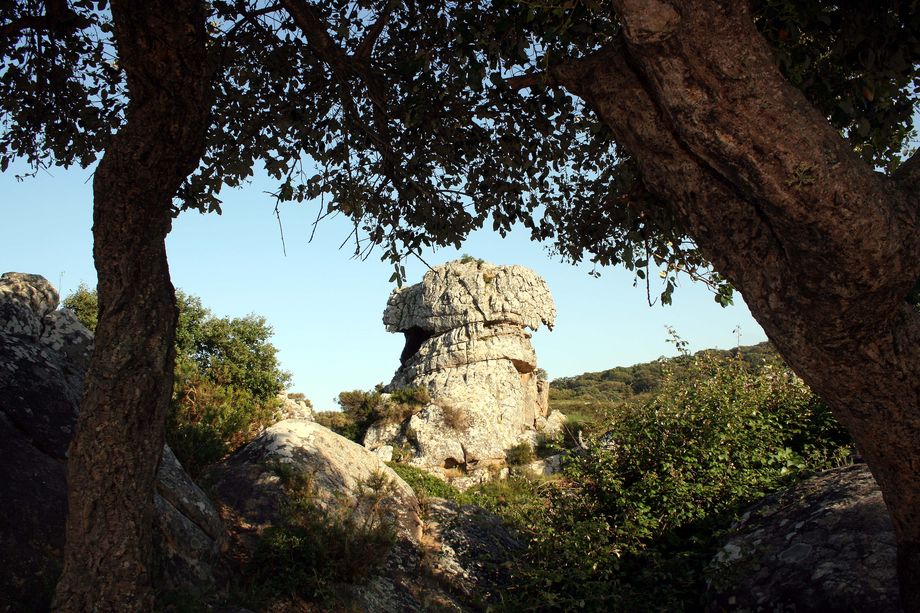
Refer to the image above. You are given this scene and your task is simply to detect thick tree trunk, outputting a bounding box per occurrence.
[553,1,920,610]
[51,1,210,610]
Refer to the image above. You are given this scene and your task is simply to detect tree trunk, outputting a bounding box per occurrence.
[553,1,920,610]
[52,1,211,610]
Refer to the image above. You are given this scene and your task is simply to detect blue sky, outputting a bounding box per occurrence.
[2,161,767,410]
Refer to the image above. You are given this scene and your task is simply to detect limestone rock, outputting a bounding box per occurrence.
[0,272,59,338]
[383,260,555,336]
[707,463,899,611]
[367,260,561,487]
[0,273,223,609]
[522,454,564,478]
[277,392,314,421]
[155,445,227,591]
[421,498,524,604]
[210,419,423,544]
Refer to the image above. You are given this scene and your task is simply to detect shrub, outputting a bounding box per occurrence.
[505,442,536,466]
[335,386,430,443]
[389,386,431,406]
[494,351,853,610]
[63,286,290,477]
[239,465,398,608]
[61,282,98,331]
[314,410,360,441]
[459,254,485,265]
[440,403,469,431]
[387,462,463,502]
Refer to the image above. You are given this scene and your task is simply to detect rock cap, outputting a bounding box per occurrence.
[383,260,555,336]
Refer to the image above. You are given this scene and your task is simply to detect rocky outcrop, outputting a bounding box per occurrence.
[210,418,520,611]
[422,498,524,606]
[707,463,899,611]
[365,259,563,487]
[210,419,423,546]
[0,272,224,610]
[277,392,314,421]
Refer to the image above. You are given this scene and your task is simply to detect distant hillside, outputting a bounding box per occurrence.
[549,341,779,431]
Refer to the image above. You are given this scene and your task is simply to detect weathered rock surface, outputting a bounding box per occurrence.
[707,463,899,611]
[210,418,519,611]
[210,418,423,545]
[0,272,224,611]
[422,498,524,606]
[366,260,560,487]
[277,392,314,421]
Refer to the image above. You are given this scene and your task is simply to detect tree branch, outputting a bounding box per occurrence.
[505,71,556,91]
[355,0,397,59]
[279,0,356,75]
[0,0,90,38]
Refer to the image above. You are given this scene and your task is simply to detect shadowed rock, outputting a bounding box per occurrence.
[708,463,899,611]
[0,272,224,610]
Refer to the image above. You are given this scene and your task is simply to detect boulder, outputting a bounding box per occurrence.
[0,272,224,610]
[707,463,899,611]
[210,419,525,611]
[210,418,423,545]
[366,260,561,487]
[421,498,524,606]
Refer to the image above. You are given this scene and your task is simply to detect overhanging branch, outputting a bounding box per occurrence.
[355,0,398,59]
[0,0,90,38]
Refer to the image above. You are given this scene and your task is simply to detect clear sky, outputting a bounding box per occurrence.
[1,160,767,411]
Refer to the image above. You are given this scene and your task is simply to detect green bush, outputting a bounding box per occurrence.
[505,442,536,466]
[63,286,290,477]
[494,351,853,611]
[62,283,98,332]
[387,462,463,502]
[334,385,430,443]
[314,410,360,441]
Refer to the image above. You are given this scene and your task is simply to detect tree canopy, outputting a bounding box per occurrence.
[6,2,917,301]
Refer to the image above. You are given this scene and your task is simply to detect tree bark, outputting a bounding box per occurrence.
[554,2,920,610]
[51,1,211,610]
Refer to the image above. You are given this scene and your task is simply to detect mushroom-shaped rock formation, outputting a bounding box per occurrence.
[366,259,564,488]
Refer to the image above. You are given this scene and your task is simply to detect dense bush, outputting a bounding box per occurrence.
[492,351,852,610]
[332,385,431,443]
[61,283,98,332]
[63,286,290,476]
[548,342,782,436]
[387,462,463,502]
[314,410,361,441]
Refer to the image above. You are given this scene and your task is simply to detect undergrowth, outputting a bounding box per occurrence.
[234,462,398,609]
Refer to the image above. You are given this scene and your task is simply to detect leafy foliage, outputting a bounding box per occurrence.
[505,442,537,466]
[62,286,290,476]
[331,385,430,443]
[387,462,463,502]
[61,282,98,332]
[5,3,919,303]
[481,350,850,610]
[549,341,781,436]
[169,292,290,475]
